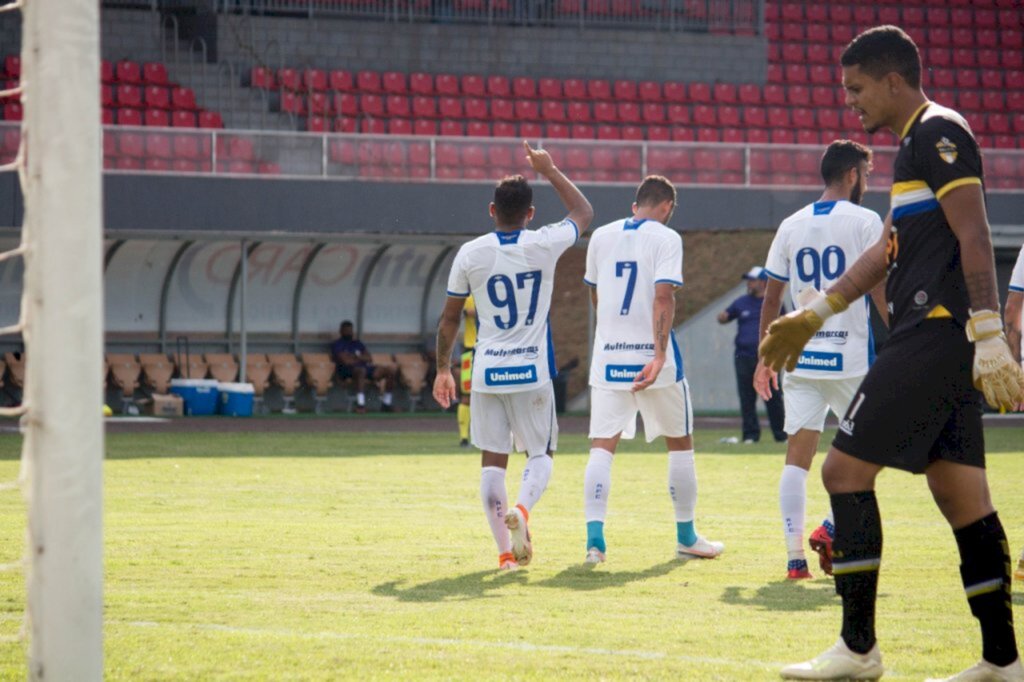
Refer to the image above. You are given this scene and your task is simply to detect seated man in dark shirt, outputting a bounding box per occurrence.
[331,320,396,412]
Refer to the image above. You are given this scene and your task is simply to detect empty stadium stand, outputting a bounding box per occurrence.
[299,352,336,414]
[268,353,303,414]
[245,354,273,415]
[139,353,175,395]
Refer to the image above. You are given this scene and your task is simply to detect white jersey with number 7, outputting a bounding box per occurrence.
[446,219,578,394]
[584,217,684,391]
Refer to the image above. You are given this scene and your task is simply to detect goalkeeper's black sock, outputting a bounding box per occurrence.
[830,491,882,655]
[954,512,1018,667]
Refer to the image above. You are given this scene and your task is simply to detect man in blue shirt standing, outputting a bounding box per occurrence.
[718,267,785,443]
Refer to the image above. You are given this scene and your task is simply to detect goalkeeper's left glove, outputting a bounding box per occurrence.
[966,310,1024,411]
[759,288,849,373]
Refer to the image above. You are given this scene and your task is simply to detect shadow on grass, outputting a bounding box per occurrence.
[372,569,528,603]
[532,559,681,592]
[721,580,839,612]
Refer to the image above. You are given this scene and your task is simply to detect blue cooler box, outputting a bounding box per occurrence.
[170,379,220,416]
[218,382,254,417]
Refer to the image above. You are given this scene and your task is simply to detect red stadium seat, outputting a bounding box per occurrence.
[663,82,686,103]
[546,123,569,139]
[281,91,305,115]
[763,84,786,106]
[116,60,141,84]
[409,72,433,96]
[329,70,354,92]
[567,101,591,123]
[386,95,411,118]
[692,105,715,126]
[742,106,767,128]
[144,109,170,127]
[411,96,437,119]
[198,111,223,129]
[689,82,712,104]
[359,94,384,117]
[746,128,769,144]
[927,27,952,48]
[361,119,386,134]
[356,70,382,93]
[539,78,563,99]
[792,107,815,129]
[307,115,329,133]
[666,104,689,125]
[491,98,515,121]
[492,121,516,138]
[784,65,808,84]
[738,84,760,105]
[412,119,437,136]
[766,64,783,84]
[988,113,1011,135]
[102,108,115,125]
[171,87,197,110]
[251,66,275,90]
[101,60,114,84]
[117,85,143,108]
[542,100,566,122]
[809,65,833,86]
[464,97,488,120]
[642,103,665,124]
[440,120,464,136]
[713,83,738,104]
[570,124,595,139]
[438,97,463,119]
[780,2,802,21]
[334,93,358,117]
[564,78,586,100]
[718,105,740,127]
[592,101,616,123]
[587,79,612,100]
[101,84,115,108]
[828,5,852,23]
[671,127,695,142]
[513,77,537,99]
[811,87,835,107]
[303,69,328,92]
[903,7,925,26]
[617,102,640,124]
[768,106,792,128]
[466,121,490,137]
[171,134,203,160]
[309,92,331,116]
[277,68,302,92]
[382,71,407,94]
[435,73,459,96]
[613,79,637,101]
[638,81,661,102]
[806,24,829,44]
[486,75,510,98]
[142,62,168,86]
[647,126,670,141]
[817,109,839,130]
[696,128,720,143]
[519,122,542,138]
[1006,70,1024,89]
[788,86,811,107]
[515,100,540,121]
[781,43,804,64]
[144,85,170,109]
[172,110,199,128]
[955,69,979,89]
[982,91,1005,112]
[116,107,142,126]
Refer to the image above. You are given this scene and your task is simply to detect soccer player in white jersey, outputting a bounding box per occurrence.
[1007,245,1024,580]
[433,141,593,571]
[754,140,888,580]
[582,175,723,564]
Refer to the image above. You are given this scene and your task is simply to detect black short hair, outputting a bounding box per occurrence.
[493,175,533,225]
[340,320,353,330]
[635,175,676,208]
[840,25,921,89]
[821,140,872,186]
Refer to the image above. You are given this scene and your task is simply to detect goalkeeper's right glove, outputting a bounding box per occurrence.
[759,288,849,373]
[966,310,1024,411]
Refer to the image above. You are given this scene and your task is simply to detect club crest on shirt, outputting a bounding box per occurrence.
[935,137,958,164]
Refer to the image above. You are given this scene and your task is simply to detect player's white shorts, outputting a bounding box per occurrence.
[470,383,558,457]
[588,379,693,443]
[782,373,864,435]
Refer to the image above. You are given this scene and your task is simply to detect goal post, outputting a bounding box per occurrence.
[20,0,104,679]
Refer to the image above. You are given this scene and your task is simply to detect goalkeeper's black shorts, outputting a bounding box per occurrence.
[831,319,985,474]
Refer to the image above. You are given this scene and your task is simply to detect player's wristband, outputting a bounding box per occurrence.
[966,309,1003,343]
[796,288,849,322]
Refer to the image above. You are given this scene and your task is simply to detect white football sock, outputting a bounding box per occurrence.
[780,464,808,560]
[516,453,553,513]
[584,448,614,522]
[668,450,697,522]
[356,392,366,406]
[480,466,511,554]
[381,392,393,406]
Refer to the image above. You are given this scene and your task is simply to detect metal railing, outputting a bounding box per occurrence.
[2,122,1021,192]
[210,0,763,32]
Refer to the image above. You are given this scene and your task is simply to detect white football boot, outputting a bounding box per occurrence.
[925,658,1024,682]
[780,638,884,680]
[504,505,533,566]
[676,535,725,559]
[585,547,606,564]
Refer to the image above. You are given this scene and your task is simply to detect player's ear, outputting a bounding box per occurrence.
[631,202,639,214]
[488,202,496,218]
[526,206,536,222]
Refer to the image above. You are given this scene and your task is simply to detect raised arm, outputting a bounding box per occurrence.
[523,141,594,234]
[432,296,466,408]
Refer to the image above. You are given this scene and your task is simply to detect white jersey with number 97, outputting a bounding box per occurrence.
[446,219,578,394]
[585,218,684,390]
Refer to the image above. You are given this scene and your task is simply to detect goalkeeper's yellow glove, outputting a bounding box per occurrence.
[759,288,849,373]
[966,309,1024,411]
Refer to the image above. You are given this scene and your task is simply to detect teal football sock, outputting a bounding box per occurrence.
[587,521,606,553]
[676,521,698,546]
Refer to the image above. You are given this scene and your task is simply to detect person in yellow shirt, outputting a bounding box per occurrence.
[457,295,477,447]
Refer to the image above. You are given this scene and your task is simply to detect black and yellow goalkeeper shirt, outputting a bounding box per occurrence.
[887,101,984,334]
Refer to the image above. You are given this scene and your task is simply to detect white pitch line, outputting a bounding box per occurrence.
[123,620,779,671]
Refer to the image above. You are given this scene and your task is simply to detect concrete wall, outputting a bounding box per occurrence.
[216,13,766,82]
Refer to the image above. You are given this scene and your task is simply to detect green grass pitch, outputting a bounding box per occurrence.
[1,426,1023,680]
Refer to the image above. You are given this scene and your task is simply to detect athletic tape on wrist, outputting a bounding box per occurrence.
[966,310,1003,343]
